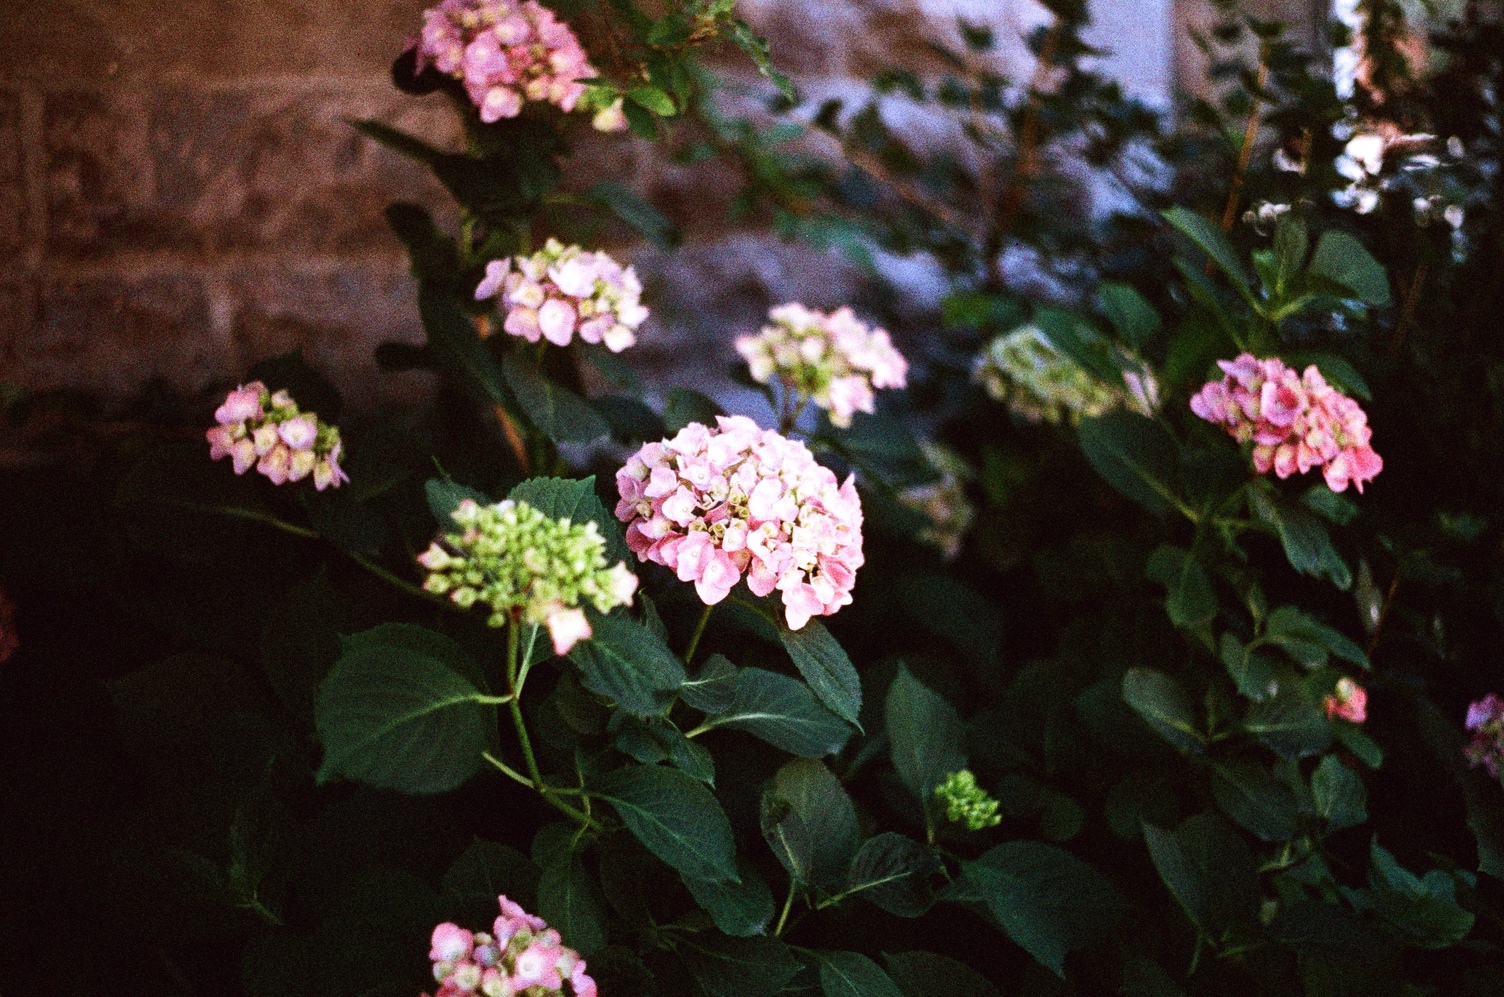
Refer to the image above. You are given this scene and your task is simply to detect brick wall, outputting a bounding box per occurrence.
[0,0,1316,424]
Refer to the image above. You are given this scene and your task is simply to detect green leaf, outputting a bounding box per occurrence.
[1142,813,1260,935]
[1312,756,1367,832]
[813,951,906,997]
[1146,545,1217,629]
[623,99,658,140]
[1163,207,1250,292]
[569,611,686,716]
[1099,282,1162,348]
[628,85,678,116]
[701,668,852,757]
[818,411,934,490]
[777,617,862,726]
[442,840,539,909]
[349,119,444,165]
[1243,684,1332,759]
[885,951,1001,997]
[679,934,802,997]
[592,765,738,883]
[1301,483,1360,525]
[760,759,860,887]
[538,849,607,956]
[843,833,940,917]
[1250,488,1353,590]
[502,352,609,443]
[1220,633,1277,702]
[1078,412,1183,518]
[1308,230,1392,306]
[681,654,740,714]
[1271,215,1309,296]
[1335,721,1384,768]
[426,477,492,526]
[419,287,514,409]
[1211,761,1298,841]
[681,857,776,937]
[1263,605,1369,669]
[1364,838,1474,947]
[1034,308,1121,383]
[507,475,631,566]
[895,573,1003,664]
[340,622,494,696]
[1122,668,1204,753]
[314,642,491,794]
[886,665,966,806]
[663,388,725,434]
[962,842,1125,976]
[589,180,682,249]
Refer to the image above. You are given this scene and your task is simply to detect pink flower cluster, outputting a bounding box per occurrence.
[1465,695,1504,779]
[476,239,648,353]
[1323,677,1368,723]
[735,303,908,428]
[426,896,595,997]
[615,416,865,630]
[206,382,348,490]
[1190,354,1383,493]
[415,0,598,122]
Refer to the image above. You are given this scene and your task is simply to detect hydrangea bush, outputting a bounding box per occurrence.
[5,3,1504,997]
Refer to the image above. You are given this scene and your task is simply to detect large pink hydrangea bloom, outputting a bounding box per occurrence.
[415,0,598,122]
[1190,354,1383,493]
[426,896,595,997]
[615,415,865,630]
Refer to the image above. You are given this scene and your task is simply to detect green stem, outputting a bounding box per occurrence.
[483,751,534,788]
[773,880,799,938]
[684,603,714,665]
[211,504,320,538]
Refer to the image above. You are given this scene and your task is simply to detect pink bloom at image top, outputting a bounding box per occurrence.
[414,0,600,121]
[616,415,864,630]
[1191,353,1383,493]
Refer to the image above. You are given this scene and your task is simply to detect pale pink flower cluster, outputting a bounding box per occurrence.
[1465,695,1504,779]
[735,304,908,428]
[426,896,596,997]
[1323,677,1368,724]
[415,0,598,122]
[476,239,648,353]
[615,416,865,630]
[1190,354,1383,494]
[206,382,348,491]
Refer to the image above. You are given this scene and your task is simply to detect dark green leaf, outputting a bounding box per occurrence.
[682,857,776,937]
[502,352,609,444]
[702,667,852,757]
[1163,207,1250,291]
[1312,756,1367,832]
[1211,761,1298,841]
[681,654,740,714]
[1263,605,1369,669]
[569,611,686,716]
[1100,282,1162,348]
[1243,684,1331,759]
[761,759,859,887]
[680,934,802,997]
[777,617,862,726]
[886,665,966,805]
[1146,545,1217,629]
[1364,838,1474,947]
[628,85,677,116]
[538,849,607,956]
[1334,721,1384,768]
[314,643,491,794]
[1078,412,1183,518]
[663,388,725,434]
[813,951,906,997]
[590,181,682,248]
[592,765,738,883]
[507,475,631,566]
[885,951,1001,997]
[843,833,940,917]
[962,841,1125,976]
[1250,489,1352,590]
[1308,230,1392,306]
[1220,633,1277,702]
[442,840,539,909]
[1122,669,1204,753]
[1143,813,1260,935]
[426,477,492,526]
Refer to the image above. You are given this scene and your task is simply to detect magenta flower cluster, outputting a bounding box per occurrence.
[427,896,595,997]
[206,382,348,490]
[1466,695,1504,779]
[615,416,865,630]
[1190,354,1383,493]
[475,239,648,352]
[415,0,598,122]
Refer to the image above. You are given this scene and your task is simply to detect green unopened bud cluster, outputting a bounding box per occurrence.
[935,769,1001,831]
[418,498,637,654]
[973,325,1157,425]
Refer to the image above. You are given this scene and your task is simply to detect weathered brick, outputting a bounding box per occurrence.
[44,89,161,255]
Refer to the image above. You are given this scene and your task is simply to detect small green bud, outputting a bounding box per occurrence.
[935,769,1001,831]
